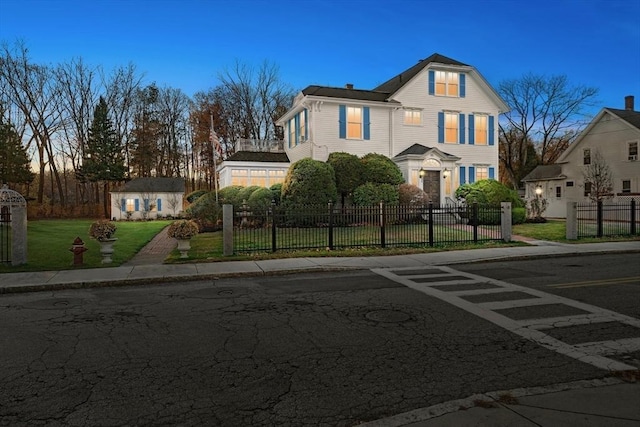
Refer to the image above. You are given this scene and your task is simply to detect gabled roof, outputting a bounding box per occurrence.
[606,108,640,130]
[374,53,468,94]
[224,151,290,163]
[522,164,566,182]
[301,85,391,103]
[558,107,640,162]
[393,143,460,160]
[114,177,185,193]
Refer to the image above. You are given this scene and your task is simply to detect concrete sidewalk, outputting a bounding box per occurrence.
[1,240,638,294]
[1,239,639,426]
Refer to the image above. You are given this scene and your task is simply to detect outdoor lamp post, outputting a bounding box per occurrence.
[535,185,543,196]
[419,168,426,178]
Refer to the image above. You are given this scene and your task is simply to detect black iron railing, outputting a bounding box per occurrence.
[233,202,503,253]
[576,200,638,238]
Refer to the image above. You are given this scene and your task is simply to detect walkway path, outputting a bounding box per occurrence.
[122,226,176,266]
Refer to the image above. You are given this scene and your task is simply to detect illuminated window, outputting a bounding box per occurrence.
[268,170,285,185]
[250,170,267,187]
[347,107,362,139]
[583,149,591,165]
[475,166,488,181]
[126,198,135,212]
[445,112,458,143]
[475,115,488,145]
[404,110,421,125]
[435,71,459,97]
[231,169,248,186]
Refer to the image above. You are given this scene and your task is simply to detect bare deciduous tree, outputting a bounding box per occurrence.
[583,149,613,202]
[498,73,598,189]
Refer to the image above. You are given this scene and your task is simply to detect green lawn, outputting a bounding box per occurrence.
[0,220,171,273]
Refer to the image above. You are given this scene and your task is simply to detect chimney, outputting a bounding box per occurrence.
[625,95,634,111]
[345,83,354,90]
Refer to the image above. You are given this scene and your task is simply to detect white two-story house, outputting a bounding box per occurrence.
[523,96,640,218]
[275,53,508,204]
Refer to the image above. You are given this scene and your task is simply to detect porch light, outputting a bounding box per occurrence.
[419,168,426,178]
[535,185,543,196]
[442,168,450,178]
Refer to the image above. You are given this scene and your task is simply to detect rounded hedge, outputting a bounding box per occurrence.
[353,182,399,206]
[360,153,404,185]
[455,179,524,208]
[281,158,337,208]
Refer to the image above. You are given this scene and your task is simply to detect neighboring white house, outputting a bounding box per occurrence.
[272,53,509,204]
[523,96,640,218]
[110,177,185,220]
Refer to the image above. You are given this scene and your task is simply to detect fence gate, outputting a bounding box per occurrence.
[0,184,28,266]
[0,206,9,263]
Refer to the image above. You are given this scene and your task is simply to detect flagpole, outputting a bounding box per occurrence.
[210,113,219,204]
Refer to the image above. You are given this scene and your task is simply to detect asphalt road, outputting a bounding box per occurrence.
[1,257,635,426]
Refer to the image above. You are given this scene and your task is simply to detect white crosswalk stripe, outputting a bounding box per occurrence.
[372,266,640,372]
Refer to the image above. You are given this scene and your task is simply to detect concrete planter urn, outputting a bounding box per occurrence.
[176,238,191,259]
[98,238,117,264]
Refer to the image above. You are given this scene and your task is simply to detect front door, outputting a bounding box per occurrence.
[422,170,441,204]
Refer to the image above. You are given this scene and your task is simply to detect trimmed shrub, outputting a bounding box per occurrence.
[185,192,222,231]
[237,186,262,205]
[353,183,399,206]
[185,189,208,204]
[247,187,274,212]
[218,185,244,209]
[398,183,429,205]
[327,152,364,203]
[360,153,404,185]
[512,207,526,224]
[270,183,283,205]
[281,158,337,209]
[455,179,524,208]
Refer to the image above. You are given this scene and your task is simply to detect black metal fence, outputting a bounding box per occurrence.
[576,200,638,238]
[0,207,10,263]
[233,202,503,253]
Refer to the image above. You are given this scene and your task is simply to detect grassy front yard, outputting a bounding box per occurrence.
[0,220,171,273]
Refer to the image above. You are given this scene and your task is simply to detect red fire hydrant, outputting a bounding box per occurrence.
[70,237,88,266]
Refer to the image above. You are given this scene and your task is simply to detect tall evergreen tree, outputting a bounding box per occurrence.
[0,119,34,186]
[81,96,126,217]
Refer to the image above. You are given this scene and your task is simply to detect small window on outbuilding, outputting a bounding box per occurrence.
[556,186,562,198]
[566,181,574,187]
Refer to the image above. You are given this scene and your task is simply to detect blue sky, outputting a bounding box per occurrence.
[1,0,639,115]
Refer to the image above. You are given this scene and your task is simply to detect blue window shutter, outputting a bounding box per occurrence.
[121,198,125,212]
[294,114,299,145]
[468,114,475,145]
[460,166,466,185]
[363,107,370,140]
[489,167,495,180]
[438,112,444,143]
[469,166,475,183]
[134,199,139,211]
[339,105,346,139]
[488,116,495,145]
[144,199,149,210]
[157,198,162,211]
[304,109,308,139]
[428,70,435,95]
[459,113,465,144]
[459,73,466,98]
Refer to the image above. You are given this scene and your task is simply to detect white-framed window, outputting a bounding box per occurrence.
[628,141,638,161]
[404,109,421,125]
[475,166,488,181]
[556,186,562,198]
[583,148,591,165]
[126,198,136,212]
[231,169,248,186]
[298,111,306,142]
[622,180,631,193]
[347,106,362,139]
[444,112,458,144]
[435,71,459,97]
[250,169,267,187]
[474,114,488,145]
[584,182,592,197]
[268,170,285,185]
[288,119,296,148]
